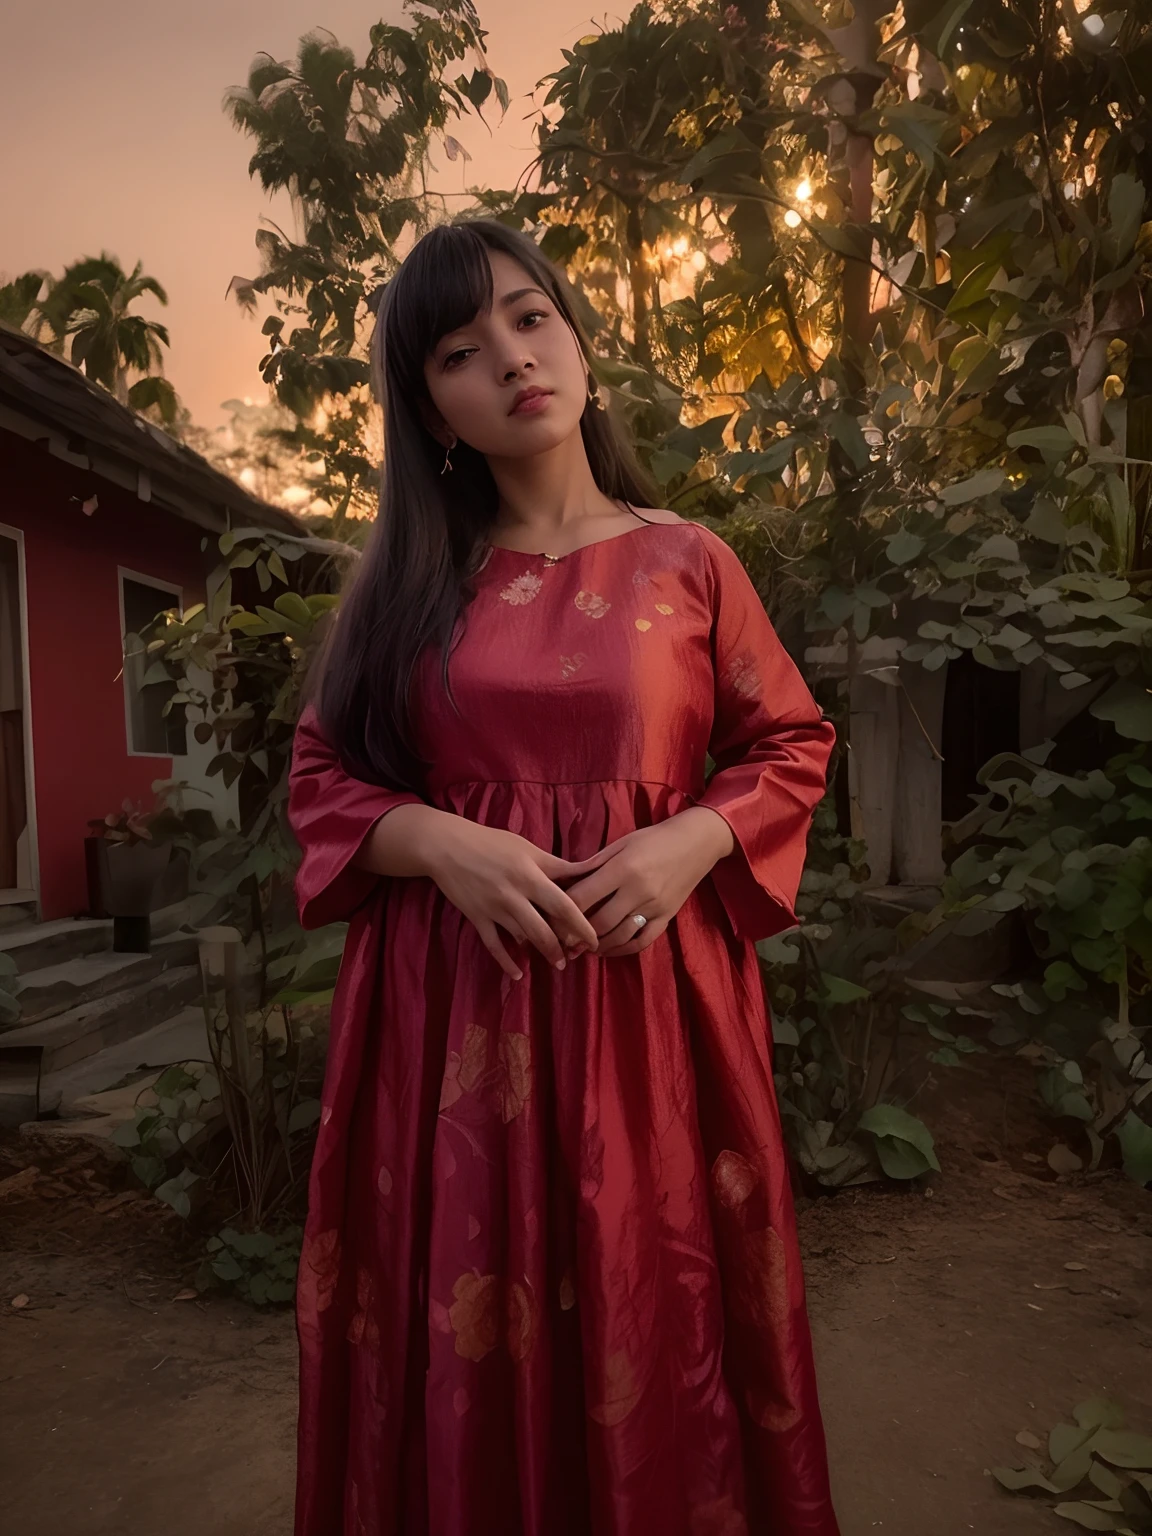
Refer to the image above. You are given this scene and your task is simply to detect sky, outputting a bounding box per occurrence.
[0,1,621,427]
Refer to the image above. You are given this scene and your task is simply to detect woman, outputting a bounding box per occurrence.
[288,217,840,1536]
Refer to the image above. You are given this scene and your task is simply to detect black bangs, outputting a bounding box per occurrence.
[382,223,496,398]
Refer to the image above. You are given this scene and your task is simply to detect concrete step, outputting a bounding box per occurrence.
[10,933,200,1026]
[45,1005,210,1108]
[0,916,112,975]
[0,900,36,929]
[0,964,202,1076]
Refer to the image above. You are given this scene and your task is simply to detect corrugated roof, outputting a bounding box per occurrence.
[0,323,304,537]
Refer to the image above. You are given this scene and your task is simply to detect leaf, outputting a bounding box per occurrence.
[858,1104,941,1171]
[1108,173,1145,262]
[992,1465,1061,1493]
[1091,682,1152,744]
[821,973,871,1004]
[939,467,1006,505]
[1052,1501,1122,1530]
[1048,1144,1084,1174]
[1008,426,1076,458]
[1094,1430,1152,1470]
[1115,1113,1152,1187]
[885,529,925,565]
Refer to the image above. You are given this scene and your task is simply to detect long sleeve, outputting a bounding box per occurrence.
[694,528,836,943]
[287,704,426,930]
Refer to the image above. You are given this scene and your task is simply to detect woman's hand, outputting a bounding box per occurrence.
[416,815,602,980]
[556,808,736,958]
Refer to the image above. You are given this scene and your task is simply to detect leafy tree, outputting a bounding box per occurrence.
[1,254,181,424]
[223,3,508,529]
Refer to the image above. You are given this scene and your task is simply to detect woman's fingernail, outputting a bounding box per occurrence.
[555,958,566,970]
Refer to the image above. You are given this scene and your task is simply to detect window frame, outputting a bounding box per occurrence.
[118,567,186,760]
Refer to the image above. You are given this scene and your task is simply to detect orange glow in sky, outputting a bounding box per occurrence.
[1,1,623,427]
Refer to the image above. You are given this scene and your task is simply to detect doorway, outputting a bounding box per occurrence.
[0,529,34,901]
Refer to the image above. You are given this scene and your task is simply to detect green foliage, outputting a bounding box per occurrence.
[993,1397,1152,1531]
[937,744,1152,1182]
[758,800,977,1186]
[199,1224,303,1307]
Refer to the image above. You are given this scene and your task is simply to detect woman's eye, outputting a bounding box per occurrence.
[442,312,546,367]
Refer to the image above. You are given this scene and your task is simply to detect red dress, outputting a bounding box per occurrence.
[288,517,840,1536]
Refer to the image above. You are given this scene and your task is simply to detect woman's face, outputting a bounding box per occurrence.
[421,248,589,459]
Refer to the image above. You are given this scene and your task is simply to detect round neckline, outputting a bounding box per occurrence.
[482,519,670,563]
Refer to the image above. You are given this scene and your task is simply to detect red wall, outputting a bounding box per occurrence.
[0,434,211,919]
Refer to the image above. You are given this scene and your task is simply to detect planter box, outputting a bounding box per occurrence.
[84,837,172,951]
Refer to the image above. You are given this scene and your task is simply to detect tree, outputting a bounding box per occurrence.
[1,254,182,425]
[223,4,509,528]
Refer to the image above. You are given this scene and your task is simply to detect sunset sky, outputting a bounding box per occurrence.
[1,1,619,427]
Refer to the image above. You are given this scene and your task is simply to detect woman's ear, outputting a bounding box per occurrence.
[417,399,453,448]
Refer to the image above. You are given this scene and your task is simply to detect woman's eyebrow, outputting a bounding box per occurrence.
[497,286,550,308]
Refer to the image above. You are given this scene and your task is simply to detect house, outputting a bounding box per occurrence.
[0,324,305,924]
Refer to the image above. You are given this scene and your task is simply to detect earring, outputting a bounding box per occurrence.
[587,383,607,412]
[440,435,456,475]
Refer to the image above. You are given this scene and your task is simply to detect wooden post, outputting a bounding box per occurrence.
[893,662,946,885]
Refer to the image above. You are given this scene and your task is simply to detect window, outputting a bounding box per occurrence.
[120,573,187,757]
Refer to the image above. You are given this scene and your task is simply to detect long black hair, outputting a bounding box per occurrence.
[311,217,659,791]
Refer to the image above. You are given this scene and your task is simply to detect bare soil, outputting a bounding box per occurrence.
[1,1054,1149,1536]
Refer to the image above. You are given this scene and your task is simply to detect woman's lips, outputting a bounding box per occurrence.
[510,391,553,416]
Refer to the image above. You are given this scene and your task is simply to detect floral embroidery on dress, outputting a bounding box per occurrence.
[574,589,611,618]
[632,569,651,586]
[689,1495,751,1536]
[298,1228,341,1316]
[499,571,543,605]
[449,1271,500,1360]
[725,652,761,699]
[655,602,675,616]
[506,1277,539,1363]
[347,1264,381,1347]
[589,1349,642,1427]
[559,651,586,680]
[559,1269,577,1311]
[635,619,652,632]
[438,1022,532,1123]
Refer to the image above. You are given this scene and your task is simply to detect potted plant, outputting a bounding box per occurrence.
[85,800,172,952]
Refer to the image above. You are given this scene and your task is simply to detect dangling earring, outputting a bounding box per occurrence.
[587,376,607,412]
[440,434,457,475]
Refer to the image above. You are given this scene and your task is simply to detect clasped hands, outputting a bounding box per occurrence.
[523,807,733,975]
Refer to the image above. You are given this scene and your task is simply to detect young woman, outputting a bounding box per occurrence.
[288,217,840,1536]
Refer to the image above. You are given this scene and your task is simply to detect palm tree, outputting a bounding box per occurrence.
[37,254,179,422]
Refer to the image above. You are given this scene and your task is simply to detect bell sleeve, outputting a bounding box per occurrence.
[694,528,837,944]
[287,704,427,930]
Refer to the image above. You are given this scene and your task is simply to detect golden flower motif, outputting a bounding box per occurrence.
[588,1349,642,1427]
[297,1227,341,1315]
[574,589,611,619]
[711,1149,760,1210]
[689,1495,751,1536]
[347,1264,380,1347]
[632,569,651,586]
[499,572,543,605]
[725,653,761,700]
[505,1277,539,1363]
[496,1031,532,1123]
[655,602,675,616]
[559,651,586,680]
[439,1023,490,1111]
[559,1269,577,1312]
[449,1271,500,1361]
[634,618,652,632]
[745,1383,802,1433]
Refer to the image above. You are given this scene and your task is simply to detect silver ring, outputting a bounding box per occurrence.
[631,913,647,929]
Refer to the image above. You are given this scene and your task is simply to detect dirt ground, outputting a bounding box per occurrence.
[1,1055,1149,1536]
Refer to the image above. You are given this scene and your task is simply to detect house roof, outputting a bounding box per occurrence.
[0,323,305,537]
